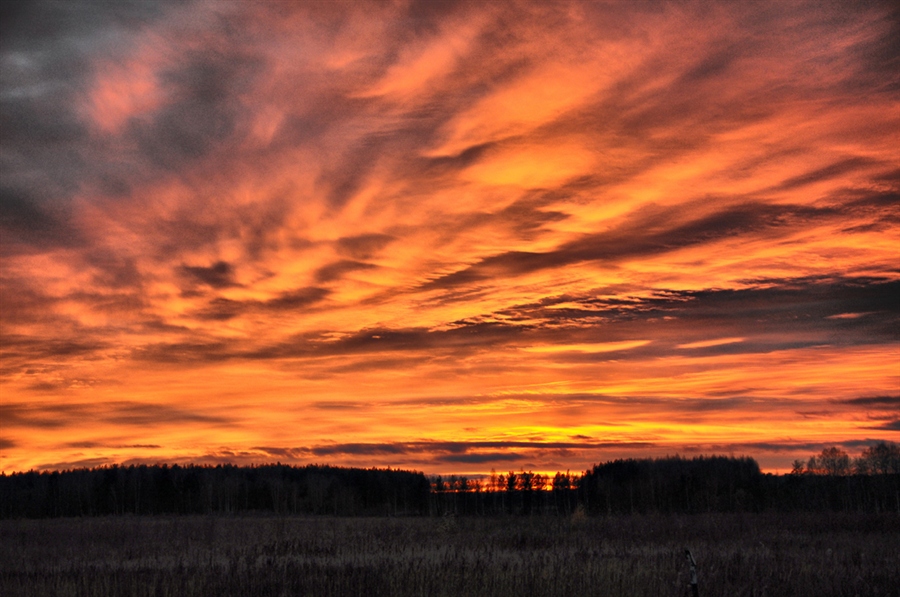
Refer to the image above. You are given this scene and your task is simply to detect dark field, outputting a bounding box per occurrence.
[2,513,898,597]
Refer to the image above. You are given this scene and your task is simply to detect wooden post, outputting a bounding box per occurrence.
[685,549,699,597]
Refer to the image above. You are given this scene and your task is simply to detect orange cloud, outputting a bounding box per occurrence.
[1,0,897,476]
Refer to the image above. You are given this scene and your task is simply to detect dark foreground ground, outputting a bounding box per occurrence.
[2,512,898,597]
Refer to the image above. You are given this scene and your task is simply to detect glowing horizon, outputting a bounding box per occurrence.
[1,0,898,476]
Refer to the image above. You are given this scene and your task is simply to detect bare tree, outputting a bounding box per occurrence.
[857,442,900,475]
[817,447,851,476]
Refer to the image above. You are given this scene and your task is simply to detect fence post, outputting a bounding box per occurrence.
[685,548,699,597]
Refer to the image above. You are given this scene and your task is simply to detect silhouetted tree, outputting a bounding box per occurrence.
[818,447,852,476]
[857,442,900,475]
[0,464,431,518]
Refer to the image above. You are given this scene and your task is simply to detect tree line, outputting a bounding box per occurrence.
[792,443,900,476]
[1,444,897,518]
[0,464,431,519]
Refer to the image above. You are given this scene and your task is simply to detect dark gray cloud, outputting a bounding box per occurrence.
[0,277,64,326]
[1,334,110,361]
[235,438,670,471]
[236,321,527,362]
[263,287,330,310]
[1,400,233,430]
[681,439,900,454]
[440,452,525,464]
[132,340,232,364]
[317,355,435,377]
[315,259,376,283]
[306,440,656,458]
[63,441,161,449]
[32,457,116,471]
[1,402,89,429]
[312,443,409,457]
[129,275,898,367]
[412,192,572,252]
[313,322,526,355]
[250,446,310,459]
[770,157,880,192]
[27,381,69,393]
[103,402,232,427]
[839,396,900,408]
[845,3,900,94]
[511,276,899,351]
[309,401,361,411]
[195,297,245,321]
[181,261,239,289]
[129,49,264,169]
[677,43,744,87]
[336,233,395,259]
[0,188,84,254]
[0,0,179,47]
[83,251,144,289]
[0,76,90,209]
[194,286,330,321]
[423,200,843,290]
[0,0,186,218]
[668,277,899,334]
[421,142,495,173]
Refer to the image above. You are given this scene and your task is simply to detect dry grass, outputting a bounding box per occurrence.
[2,513,898,596]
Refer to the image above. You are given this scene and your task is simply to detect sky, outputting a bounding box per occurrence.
[1,0,898,476]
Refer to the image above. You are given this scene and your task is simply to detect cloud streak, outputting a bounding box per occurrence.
[1,0,897,474]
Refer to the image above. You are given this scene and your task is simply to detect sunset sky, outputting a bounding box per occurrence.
[1,0,898,476]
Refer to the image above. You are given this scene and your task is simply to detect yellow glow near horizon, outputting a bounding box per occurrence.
[1,1,898,477]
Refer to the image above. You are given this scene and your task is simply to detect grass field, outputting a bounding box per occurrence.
[2,512,898,596]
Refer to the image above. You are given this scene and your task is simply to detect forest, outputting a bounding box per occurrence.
[2,443,898,518]
[3,446,899,596]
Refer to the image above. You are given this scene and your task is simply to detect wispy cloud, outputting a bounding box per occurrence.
[1,0,897,474]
